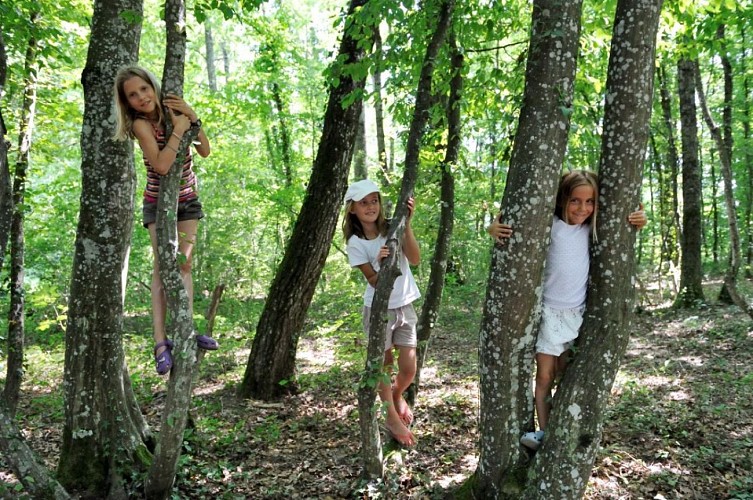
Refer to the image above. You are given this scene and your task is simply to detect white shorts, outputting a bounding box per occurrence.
[362,304,418,351]
[535,304,585,356]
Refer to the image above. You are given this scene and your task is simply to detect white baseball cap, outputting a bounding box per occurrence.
[344,179,380,202]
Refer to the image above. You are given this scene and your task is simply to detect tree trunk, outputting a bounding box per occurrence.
[144,0,205,497]
[372,28,391,186]
[238,0,373,401]
[359,0,455,479]
[58,1,151,497]
[0,403,70,499]
[523,1,661,497]
[406,33,462,407]
[352,107,367,180]
[656,64,680,265]
[0,33,12,272]
[696,54,753,319]
[204,19,217,92]
[674,58,705,307]
[3,13,37,416]
[272,80,292,187]
[470,1,583,496]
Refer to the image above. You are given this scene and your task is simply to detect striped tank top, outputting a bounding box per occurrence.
[141,119,198,203]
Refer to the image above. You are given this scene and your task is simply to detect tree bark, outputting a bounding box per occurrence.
[523,1,662,497]
[145,0,205,497]
[470,1,583,496]
[742,25,753,278]
[406,32,462,406]
[238,0,373,401]
[696,55,753,319]
[674,58,705,307]
[3,12,37,416]
[359,0,455,479]
[58,1,151,497]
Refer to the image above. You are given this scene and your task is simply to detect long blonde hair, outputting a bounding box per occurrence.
[555,170,598,238]
[342,194,388,241]
[112,65,164,141]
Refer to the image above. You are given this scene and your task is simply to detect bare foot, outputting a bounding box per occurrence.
[393,387,414,425]
[385,418,416,447]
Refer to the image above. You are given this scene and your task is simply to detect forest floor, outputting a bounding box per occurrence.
[1,279,752,499]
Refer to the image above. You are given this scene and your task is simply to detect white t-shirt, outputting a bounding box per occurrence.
[347,234,421,309]
[542,217,590,309]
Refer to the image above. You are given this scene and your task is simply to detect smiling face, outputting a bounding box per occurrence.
[123,76,158,117]
[349,192,381,225]
[565,184,595,225]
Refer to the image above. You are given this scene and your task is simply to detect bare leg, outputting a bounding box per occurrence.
[176,218,198,318]
[534,353,557,430]
[148,224,168,356]
[380,349,415,446]
[393,345,416,425]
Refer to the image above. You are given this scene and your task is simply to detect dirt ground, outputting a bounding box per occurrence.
[2,287,752,499]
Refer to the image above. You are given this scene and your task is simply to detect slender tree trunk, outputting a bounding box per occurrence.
[58,1,151,497]
[238,0,373,401]
[359,0,455,479]
[272,80,292,187]
[674,57,705,307]
[656,64,680,264]
[696,57,753,318]
[372,28,390,186]
[711,148,720,266]
[221,43,230,85]
[352,107,367,179]
[3,13,38,416]
[0,33,12,271]
[469,1,583,496]
[524,2,662,497]
[406,32,462,407]
[145,0,205,497]
[204,19,217,92]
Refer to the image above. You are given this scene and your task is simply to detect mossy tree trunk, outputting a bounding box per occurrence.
[58,1,152,497]
[470,0,583,496]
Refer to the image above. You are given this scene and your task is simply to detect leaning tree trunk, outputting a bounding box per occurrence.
[58,0,151,497]
[0,33,12,270]
[0,403,70,499]
[238,0,373,401]
[673,57,705,307]
[144,0,204,497]
[523,1,662,497]
[469,1,583,497]
[696,57,753,319]
[406,32,462,407]
[359,0,455,479]
[3,12,37,417]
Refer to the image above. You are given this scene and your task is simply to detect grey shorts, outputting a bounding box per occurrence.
[142,196,204,228]
[362,303,418,351]
[535,304,585,356]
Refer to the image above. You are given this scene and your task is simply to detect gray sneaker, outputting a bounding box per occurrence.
[520,430,545,450]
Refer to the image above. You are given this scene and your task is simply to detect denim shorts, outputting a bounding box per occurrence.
[142,196,204,228]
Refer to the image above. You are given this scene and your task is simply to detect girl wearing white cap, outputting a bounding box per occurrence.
[342,179,421,447]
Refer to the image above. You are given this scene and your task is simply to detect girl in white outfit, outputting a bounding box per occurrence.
[489,170,646,450]
[343,179,421,447]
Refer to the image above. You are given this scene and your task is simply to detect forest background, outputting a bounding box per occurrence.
[0,0,752,498]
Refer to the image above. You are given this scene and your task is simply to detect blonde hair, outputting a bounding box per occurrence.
[555,169,598,237]
[112,65,164,141]
[342,194,388,241]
